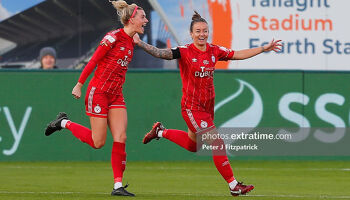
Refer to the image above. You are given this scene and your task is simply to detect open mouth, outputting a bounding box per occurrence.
[141,24,146,32]
[198,38,206,42]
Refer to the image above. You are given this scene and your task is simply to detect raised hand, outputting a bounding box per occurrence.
[133,33,141,45]
[263,39,283,52]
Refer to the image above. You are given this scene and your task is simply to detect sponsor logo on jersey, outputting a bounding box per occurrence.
[200,120,208,128]
[192,58,197,62]
[203,60,209,65]
[94,105,102,113]
[120,47,125,51]
[212,55,216,63]
[195,66,214,78]
[117,56,129,67]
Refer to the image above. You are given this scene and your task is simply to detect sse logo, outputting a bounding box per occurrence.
[215,79,349,144]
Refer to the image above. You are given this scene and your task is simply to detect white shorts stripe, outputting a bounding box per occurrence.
[109,104,126,107]
[186,109,200,131]
[88,87,96,113]
[86,111,107,116]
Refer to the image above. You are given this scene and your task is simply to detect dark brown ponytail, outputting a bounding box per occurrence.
[190,11,208,32]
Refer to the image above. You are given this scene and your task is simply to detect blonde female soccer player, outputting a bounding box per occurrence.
[45,0,148,196]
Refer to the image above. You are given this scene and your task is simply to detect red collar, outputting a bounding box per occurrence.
[190,43,209,53]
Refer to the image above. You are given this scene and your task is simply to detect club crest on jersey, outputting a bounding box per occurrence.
[211,56,215,63]
[128,50,131,55]
[192,58,197,62]
[94,105,102,113]
[203,60,209,65]
[200,120,208,128]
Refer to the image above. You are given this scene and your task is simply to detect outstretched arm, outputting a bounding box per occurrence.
[133,33,174,60]
[232,39,282,60]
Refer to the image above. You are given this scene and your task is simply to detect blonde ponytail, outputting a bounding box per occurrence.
[110,0,143,25]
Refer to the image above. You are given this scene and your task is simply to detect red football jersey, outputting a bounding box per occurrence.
[174,43,234,113]
[78,28,134,95]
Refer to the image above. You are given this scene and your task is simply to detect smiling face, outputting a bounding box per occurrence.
[41,55,55,69]
[130,9,148,34]
[190,22,209,48]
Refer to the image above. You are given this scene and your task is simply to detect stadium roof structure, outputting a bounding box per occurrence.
[0,0,174,69]
[0,0,153,46]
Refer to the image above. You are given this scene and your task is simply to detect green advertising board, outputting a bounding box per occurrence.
[0,70,349,161]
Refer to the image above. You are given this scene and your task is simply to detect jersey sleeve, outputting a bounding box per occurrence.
[78,45,110,84]
[216,45,235,61]
[100,32,118,48]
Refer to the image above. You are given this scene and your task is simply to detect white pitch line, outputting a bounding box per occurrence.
[0,191,350,199]
[0,191,107,195]
[1,166,350,172]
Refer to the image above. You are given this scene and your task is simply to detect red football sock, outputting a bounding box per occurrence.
[111,142,126,183]
[212,138,235,183]
[163,129,197,152]
[213,155,235,183]
[66,121,96,149]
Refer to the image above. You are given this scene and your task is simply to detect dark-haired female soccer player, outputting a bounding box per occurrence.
[133,11,282,196]
[44,0,148,196]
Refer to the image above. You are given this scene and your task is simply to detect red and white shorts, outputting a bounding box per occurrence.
[181,109,215,134]
[85,85,126,118]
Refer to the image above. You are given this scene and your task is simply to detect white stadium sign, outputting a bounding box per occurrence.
[158,0,349,70]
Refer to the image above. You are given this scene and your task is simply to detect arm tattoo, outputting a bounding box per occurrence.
[138,41,173,60]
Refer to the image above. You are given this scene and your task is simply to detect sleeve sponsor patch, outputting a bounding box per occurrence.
[105,35,116,43]
[219,46,229,52]
[100,34,117,48]
[217,45,234,61]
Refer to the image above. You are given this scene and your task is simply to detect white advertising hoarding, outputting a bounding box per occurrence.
[156,0,350,70]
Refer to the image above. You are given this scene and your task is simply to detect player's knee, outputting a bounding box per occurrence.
[93,140,106,149]
[113,132,127,143]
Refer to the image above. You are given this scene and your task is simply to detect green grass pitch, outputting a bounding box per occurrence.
[0,161,349,200]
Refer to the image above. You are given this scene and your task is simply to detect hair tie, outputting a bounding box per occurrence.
[128,6,138,23]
